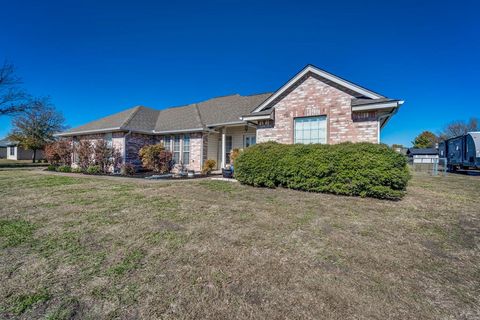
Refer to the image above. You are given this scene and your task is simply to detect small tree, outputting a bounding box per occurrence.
[45,140,72,165]
[76,140,93,170]
[139,143,173,173]
[8,98,65,162]
[412,131,438,148]
[93,140,123,173]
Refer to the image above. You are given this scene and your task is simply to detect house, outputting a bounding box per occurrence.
[406,148,439,164]
[0,139,8,159]
[56,65,404,171]
[0,139,45,161]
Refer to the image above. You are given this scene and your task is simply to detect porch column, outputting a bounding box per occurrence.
[221,127,226,168]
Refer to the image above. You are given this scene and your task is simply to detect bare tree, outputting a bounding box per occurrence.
[439,117,479,139]
[8,98,65,162]
[0,61,29,116]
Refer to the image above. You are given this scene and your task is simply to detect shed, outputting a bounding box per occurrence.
[407,148,439,164]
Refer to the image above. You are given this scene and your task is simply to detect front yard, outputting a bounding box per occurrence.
[0,169,478,319]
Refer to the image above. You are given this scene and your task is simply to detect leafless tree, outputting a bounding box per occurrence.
[439,117,479,139]
[0,61,29,116]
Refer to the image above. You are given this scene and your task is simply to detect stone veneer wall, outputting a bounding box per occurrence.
[256,75,379,144]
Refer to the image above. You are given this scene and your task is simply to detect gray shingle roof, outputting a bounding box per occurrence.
[61,106,142,134]
[197,93,272,126]
[155,104,203,132]
[59,93,273,136]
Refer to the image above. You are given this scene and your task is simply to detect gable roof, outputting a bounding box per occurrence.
[57,93,272,136]
[252,64,385,113]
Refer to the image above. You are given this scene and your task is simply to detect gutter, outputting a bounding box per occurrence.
[54,127,123,137]
[152,128,204,134]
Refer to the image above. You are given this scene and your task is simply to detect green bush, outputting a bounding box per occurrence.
[71,167,83,173]
[47,164,57,171]
[56,165,72,173]
[86,165,101,175]
[234,142,410,200]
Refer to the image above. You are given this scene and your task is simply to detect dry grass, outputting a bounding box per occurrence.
[0,169,479,319]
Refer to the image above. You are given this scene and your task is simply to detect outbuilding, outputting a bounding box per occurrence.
[407,148,439,164]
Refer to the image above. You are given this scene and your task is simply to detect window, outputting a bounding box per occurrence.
[182,134,190,165]
[294,116,327,144]
[225,136,233,164]
[9,147,15,156]
[244,135,256,148]
[173,135,181,164]
[164,136,171,151]
[104,132,113,148]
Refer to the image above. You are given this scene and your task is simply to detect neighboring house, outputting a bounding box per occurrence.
[0,139,8,159]
[56,65,404,171]
[407,148,439,164]
[1,140,45,161]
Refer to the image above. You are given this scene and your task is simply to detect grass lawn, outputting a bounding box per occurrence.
[0,159,47,168]
[0,169,479,319]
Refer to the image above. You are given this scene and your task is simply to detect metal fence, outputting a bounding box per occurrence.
[408,157,448,176]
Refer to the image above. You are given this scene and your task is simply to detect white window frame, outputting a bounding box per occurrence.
[173,135,181,164]
[294,115,328,144]
[182,134,190,165]
[244,134,256,148]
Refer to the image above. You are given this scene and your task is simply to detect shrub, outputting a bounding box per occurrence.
[86,165,101,175]
[120,163,136,176]
[92,140,123,173]
[230,148,242,165]
[139,144,173,173]
[71,167,83,173]
[45,140,73,165]
[76,140,93,170]
[56,165,72,173]
[47,164,57,171]
[202,159,217,175]
[234,142,410,200]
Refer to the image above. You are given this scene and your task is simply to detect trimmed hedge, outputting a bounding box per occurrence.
[234,142,410,200]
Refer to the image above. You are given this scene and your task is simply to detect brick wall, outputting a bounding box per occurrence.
[257,75,379,144]
[125,133,155,167]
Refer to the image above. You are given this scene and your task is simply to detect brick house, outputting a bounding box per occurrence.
[56,65,403,171]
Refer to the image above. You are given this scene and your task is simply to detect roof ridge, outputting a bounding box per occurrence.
[121,106,143,129]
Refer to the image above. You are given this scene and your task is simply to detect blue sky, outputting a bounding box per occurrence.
[0,0,478,146]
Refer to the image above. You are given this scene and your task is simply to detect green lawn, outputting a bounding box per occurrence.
[0,159,47,168]
[0,169,479,319]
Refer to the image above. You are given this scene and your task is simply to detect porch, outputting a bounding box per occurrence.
[205,124,257,169]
